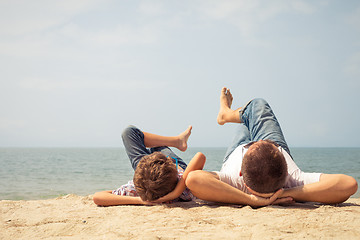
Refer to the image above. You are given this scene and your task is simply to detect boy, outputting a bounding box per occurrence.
[185,87,358,207]
[93,125,206,206]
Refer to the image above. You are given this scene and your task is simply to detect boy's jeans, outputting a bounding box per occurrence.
[121,126,187,170]
[223,98,290,162]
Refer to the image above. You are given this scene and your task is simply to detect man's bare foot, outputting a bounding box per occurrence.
[217,87,242,125]
[224,87,233,107]
[177,125,192,151]
[217,87,234,125]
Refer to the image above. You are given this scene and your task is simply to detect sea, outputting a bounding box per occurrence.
[0,147,359,200]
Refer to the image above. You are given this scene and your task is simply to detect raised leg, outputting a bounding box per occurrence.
[223,124,251,162]
[150,146,188,170]
[241,98,290,155]
[122,126,151,170]
[143,125,192,152]
[217,87,242,125]
[217,87,290,157]
[217,87,251,161]
[122,125,191,170]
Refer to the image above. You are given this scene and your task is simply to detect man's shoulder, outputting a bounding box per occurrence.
[278,147,300,174]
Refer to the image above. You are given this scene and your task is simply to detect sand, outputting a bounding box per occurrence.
[1,195,360,240]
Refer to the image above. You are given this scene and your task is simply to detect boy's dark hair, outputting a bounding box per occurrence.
[133,152,178,201]
[242,140,287,193]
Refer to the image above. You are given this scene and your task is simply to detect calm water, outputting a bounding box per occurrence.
[0,147,359,200]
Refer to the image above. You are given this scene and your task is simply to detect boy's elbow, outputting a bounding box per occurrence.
[196,152,206,165]
[185,170,201,189]
[93,192,104,206]
[196,152,206,160]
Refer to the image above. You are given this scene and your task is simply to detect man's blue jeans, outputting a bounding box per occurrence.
[223,98,290,162]
[121,126,187,170]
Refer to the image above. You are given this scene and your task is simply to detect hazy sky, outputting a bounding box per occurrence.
[0,0,359,148]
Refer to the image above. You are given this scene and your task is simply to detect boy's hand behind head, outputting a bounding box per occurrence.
[133,152,178,201]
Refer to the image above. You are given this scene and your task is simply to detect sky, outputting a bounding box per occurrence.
[0,0,359,148]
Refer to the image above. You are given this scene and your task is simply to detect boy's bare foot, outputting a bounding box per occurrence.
[177,125,192,152]
[217,87,241,125]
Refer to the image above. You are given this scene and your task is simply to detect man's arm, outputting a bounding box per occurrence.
[185,170,292,207]
[281,174,358,204]
[93,191,152,206]
[153,152,206,203]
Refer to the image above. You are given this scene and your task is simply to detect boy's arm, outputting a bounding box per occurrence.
[153,152,206,203]
[280,174,358,204]
[93,191,152,206]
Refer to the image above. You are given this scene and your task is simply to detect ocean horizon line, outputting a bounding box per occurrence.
[1,146,360,149]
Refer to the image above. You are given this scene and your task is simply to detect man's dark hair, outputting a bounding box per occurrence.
[242,140,287,193]
[133,152,178,201]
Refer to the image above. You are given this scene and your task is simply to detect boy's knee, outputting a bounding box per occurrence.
[121,125,139,139]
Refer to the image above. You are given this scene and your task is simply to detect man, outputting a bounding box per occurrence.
[185,87,358,207]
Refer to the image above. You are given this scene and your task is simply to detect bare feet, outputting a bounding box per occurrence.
[177,125,192,151]
[217,87,233,125]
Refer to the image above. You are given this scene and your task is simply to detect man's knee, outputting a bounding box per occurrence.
[247,98,271,114]
[251,98,268,107]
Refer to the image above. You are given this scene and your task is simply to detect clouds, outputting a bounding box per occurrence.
[0,0,102,36]
[343,5,360,85]
[344,52,360,79]
[195,0,318,44]
[0,0,359,147]
[0,0,325,60]
[0,1,158,61]
[16,76,165,92]
[345,4,360,30]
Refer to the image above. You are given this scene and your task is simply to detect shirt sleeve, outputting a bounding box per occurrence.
[284,169,322,189]
[177,169,195,201]
[281,147,322,189]
[112,180,139,197]
[214,171,250,194]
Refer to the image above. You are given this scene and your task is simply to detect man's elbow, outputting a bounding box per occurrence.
[345,175,358,196]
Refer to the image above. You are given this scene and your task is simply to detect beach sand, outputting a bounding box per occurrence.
[1,195,359,240]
